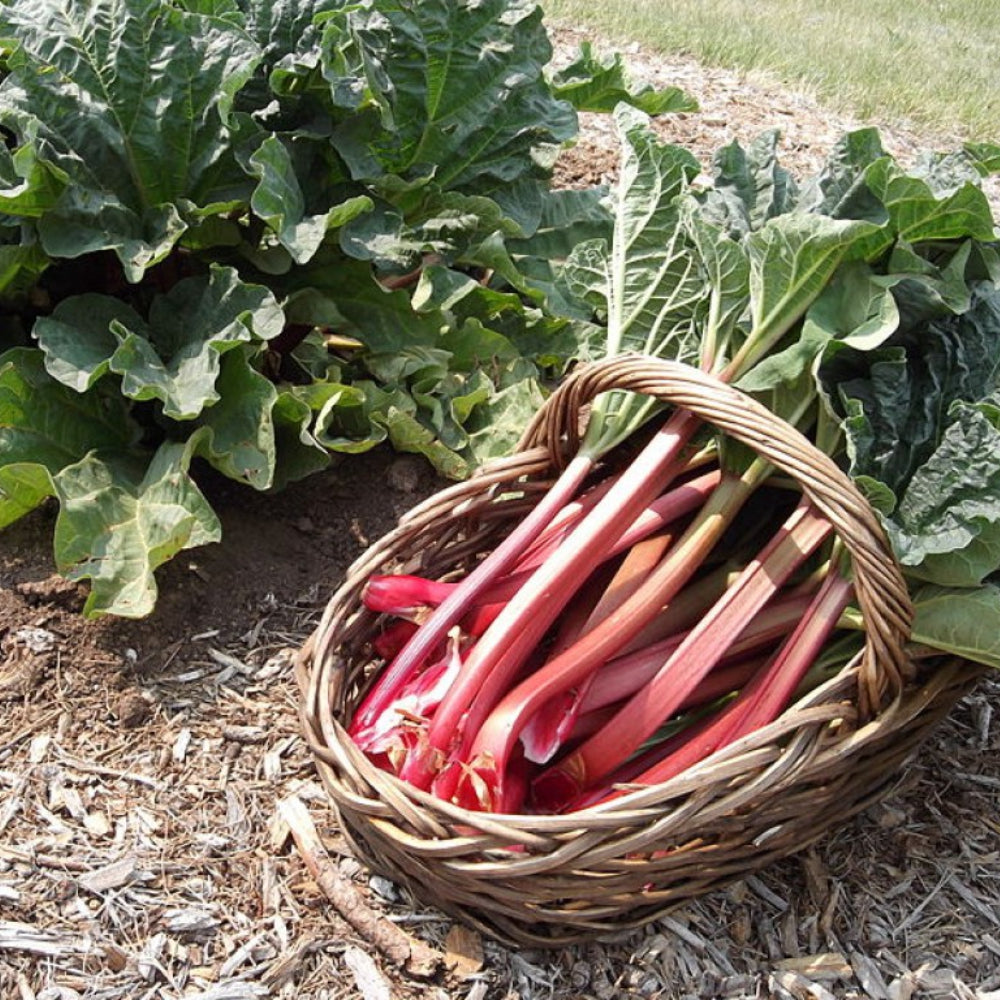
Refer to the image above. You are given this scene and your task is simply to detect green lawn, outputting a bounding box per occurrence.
[541,0,1000,140]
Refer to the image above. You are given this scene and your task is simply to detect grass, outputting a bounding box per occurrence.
[540,0,1000,140]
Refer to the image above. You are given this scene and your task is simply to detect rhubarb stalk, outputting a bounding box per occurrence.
[530,500,833,804]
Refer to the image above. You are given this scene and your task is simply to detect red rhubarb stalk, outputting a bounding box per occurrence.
[351,452,597,733]
[396,407,704,788]
[518,581,814,766]
[579,590,816,714]
[577,567,854,806]
[444,459,769,806]
[530,500,833,804]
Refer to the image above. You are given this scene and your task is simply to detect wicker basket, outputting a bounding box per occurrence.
[296,356,982,947]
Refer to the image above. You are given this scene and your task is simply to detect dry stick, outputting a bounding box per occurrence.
[279,795,441,978]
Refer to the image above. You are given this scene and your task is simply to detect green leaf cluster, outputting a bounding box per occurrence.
[0,0,689,616]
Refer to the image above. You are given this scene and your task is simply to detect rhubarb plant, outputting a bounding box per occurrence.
[0,0,689,616]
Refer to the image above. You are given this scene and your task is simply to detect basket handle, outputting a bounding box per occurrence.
[519,355,913,718]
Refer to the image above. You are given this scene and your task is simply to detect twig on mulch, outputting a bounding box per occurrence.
[278,794,442,979]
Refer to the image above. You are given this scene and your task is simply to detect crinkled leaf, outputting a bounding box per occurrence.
[249,136,372,264]
[326,0,576,194]
[0,347,139,476]
[112,268,283,418]
[825,288,1000,490]
[795,128,888,222]
[560,106,707,447]
[37,267,284,419]
[34,296,138,392]
[703,131,797,237]
[743,213,881,358]
[0,0,261,280]
[192,347,278,489]
[306,377,469,478]
[285,253,446,351]
[882,240,976,329]
[238,0,340,71]
[0,463,55,529]
[682,202,750,364]
[964,141,1000,177]
[888,399,1000,585]
[563,106,704,361]
[270,388,332,490]
[909,584,1000,668]
[0,123,66,217]
[462,375,546,466]
[822,286,1000,585]
[412,268,526,323]
[547,42,696,115]
[341,190,525,272]
[864,156,997,245]
[0,233,49,301]
[738,261,899,393]
[191,346,331,491]
[307,380,389,454]
[508,187,612,263]
[378,404,470,480]
[53,441,221,617]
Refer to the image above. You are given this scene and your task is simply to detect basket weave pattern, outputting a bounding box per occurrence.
[297,356,982,946]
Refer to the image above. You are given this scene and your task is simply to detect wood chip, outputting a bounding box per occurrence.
[78,855,140,894]
[851,950,891,1000]
[28,735,50,764]
[776,953,853,981]
[173,727,193,763]
[83,809,112,838]
[178,983,270,999]
[0,920,92,958]
[343,945,393,1000]
[102,942,129,973]
[163,908,220,935]
[444,924,485,979]
[222,725,268,745]
[773,970,838,1000]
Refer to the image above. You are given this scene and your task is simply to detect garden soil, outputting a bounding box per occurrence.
[2,23,999,1000]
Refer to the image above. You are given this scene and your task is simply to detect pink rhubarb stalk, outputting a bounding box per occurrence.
[530,500,833,805]
[397,407,704,789]
[351,451,597,733]
[579,590,816,714]
[443,459,768,807]
[520,589,816,764]
[577,567,854,806]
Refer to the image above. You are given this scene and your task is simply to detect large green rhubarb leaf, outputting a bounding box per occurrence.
[704,131,797,237]
[0,0,261,280]
[248,136,372,264]
[864,156,997,245]
[910,584,1000,668]
[192,347,330,490]
[0,347,141,527]
[562,106,705,363]
[739,212,881,363]
[35,266,284,419]
[821,284,1000,586]
[559,106,707,449]
[548,42,697,115]
[53,441,221,617]
[324,0,576,195]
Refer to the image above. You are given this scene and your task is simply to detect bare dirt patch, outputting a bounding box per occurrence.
[3,26,1000,1000]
